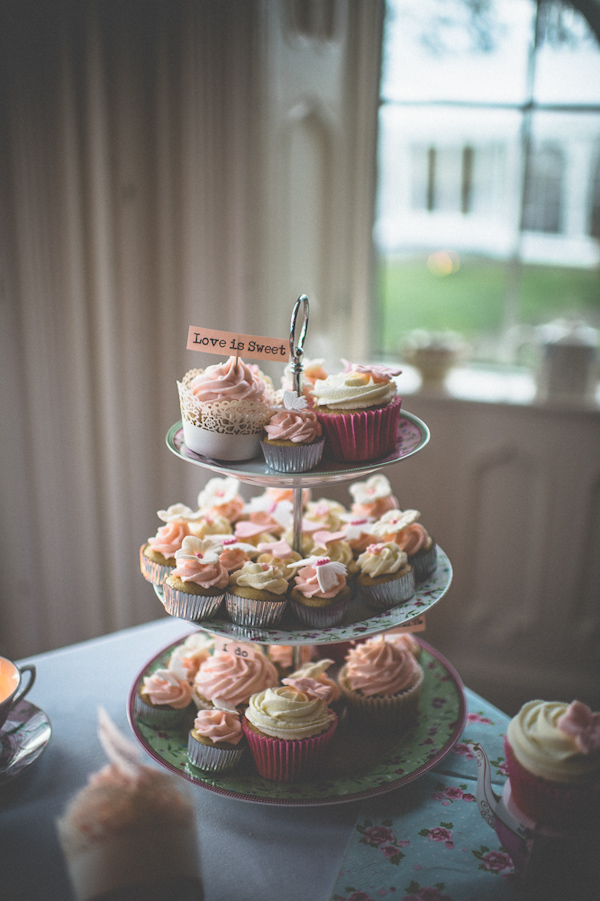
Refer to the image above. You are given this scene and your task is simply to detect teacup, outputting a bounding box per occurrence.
[0,657,36,731]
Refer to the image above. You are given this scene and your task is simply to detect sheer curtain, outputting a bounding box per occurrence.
[0,1,383,658]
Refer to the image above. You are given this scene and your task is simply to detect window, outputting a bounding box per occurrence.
[375,0,600,363]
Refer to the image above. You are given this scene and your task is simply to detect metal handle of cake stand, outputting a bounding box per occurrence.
[289,295,309,559]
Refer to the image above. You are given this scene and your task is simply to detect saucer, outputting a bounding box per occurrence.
[0,699,52,784]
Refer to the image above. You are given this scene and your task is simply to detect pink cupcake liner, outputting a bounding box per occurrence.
[139,545,174,586]
[504,737,600,829]
[187,733,245,773]
[358,568,415,611]
[316,397,402,462]
[224,591,288,628]
[289,594,350,628]
[162,583,225,621]
[260,438,324,473]
[242,712,338,782]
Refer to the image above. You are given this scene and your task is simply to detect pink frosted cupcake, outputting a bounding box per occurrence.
[196,477,246,524]
[139,504,202,586]
[356,542,415,610]
[311,362,402,462]
[135,660,194,728]
[504,700,600,829]
[371,509,437,582]
[242,685,337,782]
[348,474,399,519]
[163,536,229,621]
[192,642,279,711]
[187,700,246,773]
[339,636,424,731]
[261,390,324,472]
[289,557,351,628]
[178,357,271,461]
[168,631,215,681]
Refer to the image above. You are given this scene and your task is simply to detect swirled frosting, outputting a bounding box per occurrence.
[312,530,355,570]
[357,543,408,578]
[197,477,245,523]
[192,705,243,746]
[289,659,342,703]
[194,646,278,708]
[229,561,289,596]
[147,522,190,558]
[507,700,600,783]
[371,509,421,541]
[169,632,214,680]
[188,514,232,539]
[257,540,302,580]
[311,369,398,410]
[245,686,333,740]
[189,357,267,402]
[171,536,229,589]
[349,475,399,518]
[293,558,347,599]
[265,408,322,444]
[141,669,193,709]
[342,637,421,697]
[393,522,431,555]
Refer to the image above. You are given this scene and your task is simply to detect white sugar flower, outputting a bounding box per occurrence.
[371,509,421,537]
[174,535,221,564]
[197,477,241,510]
[349,475,394,506]
[157,503,204,523]
[282,390,307,411]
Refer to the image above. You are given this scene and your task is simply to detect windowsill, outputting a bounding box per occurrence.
[398,363,600,413]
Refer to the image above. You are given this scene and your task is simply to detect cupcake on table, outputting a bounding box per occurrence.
[225,560,290,629]
[177,357,272,461]
[192,642,278,712]
[310,361,403,462]
[339,635,424,731]
[261,389,324,473]
[504,699,600,830]
[288,556,351,628]
[187,699,246,774]
[348,474,399,519]
[242,684,338,782]
[140,503,203,586]
[163,536,229,621]
[355,541,415,610]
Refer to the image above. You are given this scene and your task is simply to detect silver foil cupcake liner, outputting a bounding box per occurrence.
[224,591,288,628]
[260,439,324,473]
[187,733,244,773]
[134,692,192,729]
[162,583,225,621]
[410,542,438,582]
[139,545,174,586]
[359,567,416,611]
[289,594,349,628]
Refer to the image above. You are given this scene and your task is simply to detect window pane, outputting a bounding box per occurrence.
[533,4,600,105]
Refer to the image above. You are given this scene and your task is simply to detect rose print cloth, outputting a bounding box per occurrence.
[329,689,516,901]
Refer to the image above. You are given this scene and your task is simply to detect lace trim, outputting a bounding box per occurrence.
[178,381,271,435]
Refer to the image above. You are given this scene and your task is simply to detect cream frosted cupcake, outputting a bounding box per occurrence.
[256,539,303,580]
[139,503,203,586]
[504,700,600,829]
[285,658,344,715]
[356,542,415,610]
[56,710,200,901]
[311,529,359,577]
[242,685,337,782]
[192,642,279,711]
[178,357,271,461]
[163,536,229,621]
[187,699,246,773]
[304,498,348,531]
[339,636,424,731]
[371,509,437,582]
[348,474,400,519]
[135,659,195,729]
[225,560,290,628]
[261,390,324,472]
[311,362,403,462]
[289,556,351,628]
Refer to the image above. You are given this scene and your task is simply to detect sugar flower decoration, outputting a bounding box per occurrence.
[557,701,600,754]
[281,390,308,411]
[349,474,394,505]
[202,534,258,555]
[371,509,421,537]
[339,514,375,542]
[157,503,203,524]
[174,535,221,565]
[281,677,332,702]
[341,360,402,380]
[256,539,295,558]
[243,494,293,528]
[312,529,348,548]
[290,555,347,593]
[197,477,241,510]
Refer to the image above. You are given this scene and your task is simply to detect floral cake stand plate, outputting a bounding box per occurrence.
[127,637,466,807]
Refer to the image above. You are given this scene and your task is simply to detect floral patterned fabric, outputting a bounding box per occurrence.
[330,689,515,901]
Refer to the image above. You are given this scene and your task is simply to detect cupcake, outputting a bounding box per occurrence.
[187,699,245,773]
[266,644,314,678]
[192,642,279,711]
[225,561,290,629]
[167,630,215,681]
[196,477,245,524]
[281,355,328,399]
[135,659,194,729]
[256,539,303,579]
[288,556,351,628]
[242,685,338,782]
[504,700,600,829]
[163,536,229,621]
[355,542,415,610]
[233,520,281,548]
[338,636,424,731]
[338,515,376,557]
[371,509,437,582]
[383,629,422,659]
[310,361,403,462]
[56,710,200,901]
[139,503,202,586]
[177,356,271,461]
[261,390,324,472]
[311,529,359,577]
[348,474,399,519]
[286,658,344,716]
[304,498,348,531]
[187,512,232,540]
